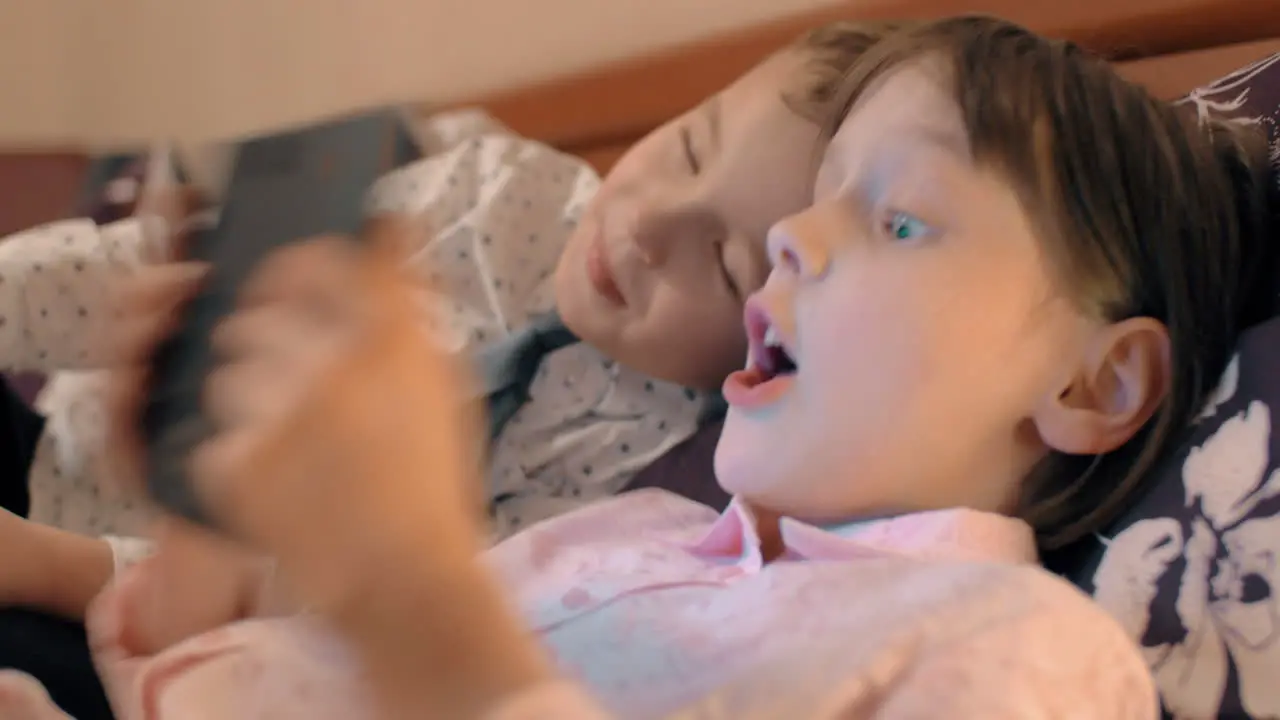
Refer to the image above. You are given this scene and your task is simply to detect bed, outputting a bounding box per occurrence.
[2,0,1278,233]
[1,2,1278,717]
[453,0,1280,173]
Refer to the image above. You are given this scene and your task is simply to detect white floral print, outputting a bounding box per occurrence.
[1094,397,1280,719]
[1179,53,1280,170]
[1196,354,1239,423]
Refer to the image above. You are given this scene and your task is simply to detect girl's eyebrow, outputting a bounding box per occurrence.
[895,122,971,161]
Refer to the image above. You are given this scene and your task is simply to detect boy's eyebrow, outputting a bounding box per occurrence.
[706,95,722,152]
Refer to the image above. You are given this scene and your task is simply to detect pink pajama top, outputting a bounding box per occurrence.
[2,490,1158,719]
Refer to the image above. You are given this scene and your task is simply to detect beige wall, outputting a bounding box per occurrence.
[3,0,845,149]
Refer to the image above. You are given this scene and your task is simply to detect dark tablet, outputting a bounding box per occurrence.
[141,109,419,526]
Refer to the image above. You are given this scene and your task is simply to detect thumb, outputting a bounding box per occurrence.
[134,145,187,263]
[363,212,426,273]
[360,213,434,335]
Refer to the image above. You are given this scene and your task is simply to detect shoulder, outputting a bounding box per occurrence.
[902,562,1159,718]
[0,218,99,257]
[369,127,598,227]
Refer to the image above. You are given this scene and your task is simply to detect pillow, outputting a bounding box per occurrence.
[1058,52,1280,720]
[623,417,729,511]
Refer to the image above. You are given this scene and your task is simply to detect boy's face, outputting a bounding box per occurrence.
[554,51,822,389]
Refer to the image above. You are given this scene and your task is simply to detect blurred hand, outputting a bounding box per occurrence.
[102,215,484,619]
[188,218,488,612]
[96,217,546,720]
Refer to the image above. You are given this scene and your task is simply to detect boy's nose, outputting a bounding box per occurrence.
[631,199,720,268]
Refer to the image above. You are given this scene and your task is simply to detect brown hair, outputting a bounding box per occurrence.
[783,21,913,123]
[818,16,1277,548]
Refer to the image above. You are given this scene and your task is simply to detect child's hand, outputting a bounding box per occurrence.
[0,671,73,719]
[99,261,208,496]
[102,219,550,718]
[184,218,488,613]
[108,519,277,657]
[103,216,486,614]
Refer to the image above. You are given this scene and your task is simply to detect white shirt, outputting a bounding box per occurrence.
[5,110,706,550]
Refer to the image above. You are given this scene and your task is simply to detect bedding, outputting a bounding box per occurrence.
[1064,52,1280,720]
[1,4,1278,718]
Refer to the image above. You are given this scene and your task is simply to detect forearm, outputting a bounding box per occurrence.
[330,541,554,720]
[24,523,114,620]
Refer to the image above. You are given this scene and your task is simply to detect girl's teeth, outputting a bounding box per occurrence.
[764,325,780,347]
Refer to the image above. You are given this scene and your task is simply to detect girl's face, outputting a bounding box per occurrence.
[715,60,1102,523]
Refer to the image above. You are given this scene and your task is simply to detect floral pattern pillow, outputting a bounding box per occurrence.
[1068,53,1280,720]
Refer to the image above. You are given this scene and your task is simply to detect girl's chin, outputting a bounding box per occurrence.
[711,445,769,497]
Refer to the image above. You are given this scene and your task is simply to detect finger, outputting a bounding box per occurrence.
[109,263,208,325]
[357,221,432,339]
[240,236,361,310]
[363,213,425,268]
[0,669,73,719]
[103,315,175,368]
[203,359,294,431]
[99,365,150,495]
[210,304,313,363]
[99,264,207,492]
[135,146,188,262]
[187,427,265,526]
[102,263,208,365]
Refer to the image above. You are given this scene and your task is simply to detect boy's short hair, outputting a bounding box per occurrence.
[812,16,1276,548]
[783,21,911,123]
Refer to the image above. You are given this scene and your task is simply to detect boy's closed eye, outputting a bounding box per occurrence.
[680,126,701,175]
[680,98,721,177]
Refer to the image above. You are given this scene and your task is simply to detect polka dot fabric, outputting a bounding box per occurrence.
[0,218,163,537]
[17,110,708,544]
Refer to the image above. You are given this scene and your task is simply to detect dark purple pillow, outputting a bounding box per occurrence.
[1062,53,1280,720]
[623,418,728,511]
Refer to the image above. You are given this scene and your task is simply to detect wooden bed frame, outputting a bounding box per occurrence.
[1,0,1279,235]
[458,0,1280,173]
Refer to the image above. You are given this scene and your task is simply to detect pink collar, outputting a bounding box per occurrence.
[685,497,1038,570]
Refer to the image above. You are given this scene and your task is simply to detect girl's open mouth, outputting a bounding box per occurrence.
[723,303,797,409]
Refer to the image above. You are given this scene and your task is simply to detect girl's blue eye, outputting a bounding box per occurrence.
[886,211,931,242]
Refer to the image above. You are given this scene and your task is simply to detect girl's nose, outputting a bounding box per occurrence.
[766,209,831,280]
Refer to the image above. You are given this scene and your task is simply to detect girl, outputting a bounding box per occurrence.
[13,14,1275,719]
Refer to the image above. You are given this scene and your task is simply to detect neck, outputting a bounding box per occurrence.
[743,501,904,561]
[744,504,787,562]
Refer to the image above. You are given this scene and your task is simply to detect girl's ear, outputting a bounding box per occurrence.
[1033,317,1171,455]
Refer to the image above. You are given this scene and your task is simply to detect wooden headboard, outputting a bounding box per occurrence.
[3,0,1280,235]
[458,0,1280,173]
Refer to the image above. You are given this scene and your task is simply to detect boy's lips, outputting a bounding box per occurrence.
[586,231,626,307]
[723,299,798,410]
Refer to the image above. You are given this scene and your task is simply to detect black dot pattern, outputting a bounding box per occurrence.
[28,112,709,556]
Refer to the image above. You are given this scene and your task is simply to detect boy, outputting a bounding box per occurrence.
[0,20,896,684]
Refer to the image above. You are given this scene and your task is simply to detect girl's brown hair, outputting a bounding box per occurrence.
[817,16,1277,548]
